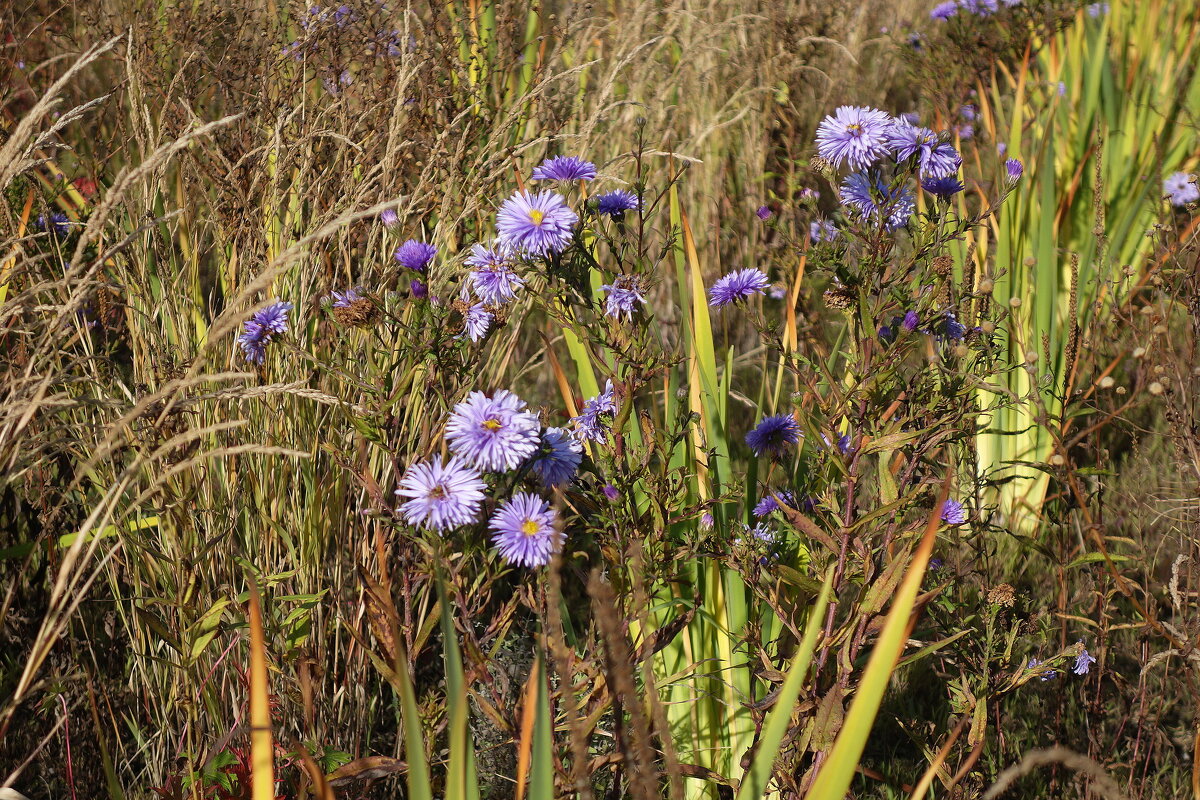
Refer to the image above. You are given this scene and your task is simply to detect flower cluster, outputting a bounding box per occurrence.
[395,387,583,567]
[1164,171,1198,207]
[815,105,968,232]
[237,300,294,364]
[571,381,618,442]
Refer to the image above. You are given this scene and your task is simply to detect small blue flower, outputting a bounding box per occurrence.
[753,490,797,517]
[841,173,915,231]
[1006,158,1024,185]
[922,176,965,199]
[527,427,583,488]
[930,1,958,19]
[1165,172,1199,207]
[756,205,772,220]
[603,484,620,501]
[1027,657,1057,682]
[599,276,647,321]
[810,219,839,243]
[595,190,640,219]
[237,300,293,364]
[395,240,438,271]
[902,310,921,331]
[381,208,399,227]
[745,414,802,458]
[36,211,70,238]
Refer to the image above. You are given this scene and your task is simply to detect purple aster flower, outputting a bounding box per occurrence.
[1005,158,1024,184]
[530,156,596,182]
[1165,172,1199,206]
[599,275,647,321]
[815,106,894,171]
[899,112,921,125]
[467,243,524,305]
[709,268,770,307]
[595,190,640,219]
[445,389,541,472]
[699,511,715,530]
[1027,658,1057,682]
[841,173,916,231]
[489,492,561,567]
[922,175,966,199]
[411,279,428,299]
[395,456,486,532]
[753,490,797,517]
[1086,2,1109,17]
[756,205,772,220]
[960,0,998,14]
[878,324,896,345]
[955,123,975,140]
[329,287,364,308]
[810,219,839,243]
[960,104,978,122]
[1056,81,1067,97]
[930,1,958,18]
[381,208,399,227]
[496,190,578,256]
[603,484,620,501]
[36,211,70,237]
[237,300,293,364]
[395,240,438,272]
[800,188,820,201]
[902,310,921,331]
[527,427,583,487]
[745,414,802,458]
[886,121,962,178]
[940,499,968,525]
[928,310,968,341]
[464,303,494,342]
[997,142,1008,156]
[1073,643,1097,675]
[571,380,618,442]
[928,558,944,571]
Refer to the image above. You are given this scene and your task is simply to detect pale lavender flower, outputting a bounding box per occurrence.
[800,188,820,201]
[467,243,524,305]
[603,484,620,501]
[815,106,895,171]
[886,121,962,178]
[531,156,596,182]
[1086,2,1109,17]
[709,268,770,307]
[1005,158,1024,184]
[810,219,839,243]
[464,303,493,342]
[940,499,968,525]
[1165,172,1199,207]
[381,208,399,227]
[595,190,639,219]
[527,427,583,487]
[961,0,998,14]
[955,123,975,140]
[395,240,438,271]
[899,112,921,125]
[395,456,487,532]
[489,492,560,567]
[841,173,915,231]
[746,414,802,458]
[960,104,977,121]
[599,275,647,321]
[445,389,541,472]
[496,190,578,256]
[329,287,364,308]
[571,380,618,442]
[700,512,715,529]
[1027,658,1057,682]
[931,1,958,19]
[1073,643,1097,675]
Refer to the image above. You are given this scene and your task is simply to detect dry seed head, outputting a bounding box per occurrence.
[1023,256,1036,267]
[1024,351,1038,364]
[1048,453,1065,466]
[987,584,1016,607]
[823,286,856,310]
[977,277,995,294]
[953,344,969,358]
[1153,364,1165,374]
[981,321,996,334]
[1148,381,1164,396]
[1132,347,1146,359]
[333,297,379,327]
[1152,325,1167,335]
[1098,376,1114,389]
[1116,386,1127,395]
[933,255,954,277]
[1009,296,1022,308]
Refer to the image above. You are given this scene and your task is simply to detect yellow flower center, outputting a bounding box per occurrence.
[482,417,503,432]
[528,209,545,226]
[847,123,861,133]
[521,519,540,536]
